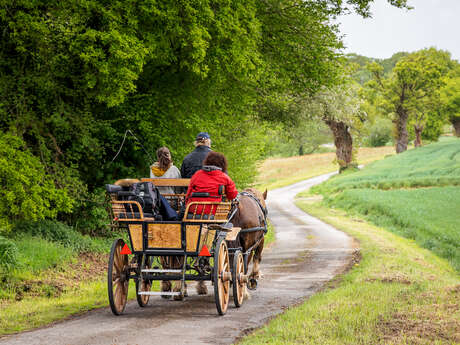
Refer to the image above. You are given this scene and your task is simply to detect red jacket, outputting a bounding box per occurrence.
[186,168,238,215]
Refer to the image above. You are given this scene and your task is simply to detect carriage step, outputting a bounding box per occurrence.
[141,269,182,273]
[138,291,182,296]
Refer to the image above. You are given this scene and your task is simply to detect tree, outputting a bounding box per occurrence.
[0,0,411,230]
[367,48,454,152]
[440,70,460,137]
[347,52,408,85]
[303,83,365,170]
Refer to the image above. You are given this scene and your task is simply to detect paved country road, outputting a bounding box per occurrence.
[0,173,354,345]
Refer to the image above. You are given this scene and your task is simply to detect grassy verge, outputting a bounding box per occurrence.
[241,200,460,345]
[264,221,275,245]
[254,146,395,191]
[0,277,141,335]
[0,219,126,335]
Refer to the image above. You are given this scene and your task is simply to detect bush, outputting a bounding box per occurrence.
[69,188,110,236]
[0,236,19,271]
[0,133,74,233]
[421,113,444,141]
[364,118,393,147]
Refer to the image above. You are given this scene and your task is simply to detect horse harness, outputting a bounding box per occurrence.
[228,191,268,234]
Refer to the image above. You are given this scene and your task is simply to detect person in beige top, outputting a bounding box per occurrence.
[150,147,181,195]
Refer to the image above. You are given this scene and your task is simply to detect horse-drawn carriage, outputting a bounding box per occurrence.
[106,178,267,316]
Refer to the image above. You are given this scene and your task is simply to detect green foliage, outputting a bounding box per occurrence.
[347,52,408,84]
[255,0,343,123]
[68,189,109,236]
[363,117,393,147]
[264,121,332,158]
[0,236,19,272]
[365,48,458,148]
[440,69,460,135]
[421,110,444,141]
[0,0,412,234]
[0,133,73,233]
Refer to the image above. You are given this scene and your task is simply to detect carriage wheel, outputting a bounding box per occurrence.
[108,239,130,315]
[232,250,245,308]
[213,237,230,315]
[136,254,152,307]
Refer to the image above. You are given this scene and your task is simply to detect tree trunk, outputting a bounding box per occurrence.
[395,106,409,153]
[414,124,423,147]
[452,117,460,137]
[325,119,353,171]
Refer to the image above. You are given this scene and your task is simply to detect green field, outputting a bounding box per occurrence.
[310,137,460,272]
[313,137,460,193]
[329,187,460,271]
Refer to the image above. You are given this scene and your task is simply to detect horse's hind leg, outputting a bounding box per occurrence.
[249,237,264,287]
[196,281,208,295]
[160,257,172,299]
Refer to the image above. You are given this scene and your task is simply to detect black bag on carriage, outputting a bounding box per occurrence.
[129,182,179,221]
[128,182,162,219]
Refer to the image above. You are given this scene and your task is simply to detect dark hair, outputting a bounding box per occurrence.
[203,152,228,174]
[156,147,172,171]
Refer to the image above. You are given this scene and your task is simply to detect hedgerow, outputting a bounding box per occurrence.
[0,134,73,234]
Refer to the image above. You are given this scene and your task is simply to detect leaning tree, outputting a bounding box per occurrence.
[303,83,365,170]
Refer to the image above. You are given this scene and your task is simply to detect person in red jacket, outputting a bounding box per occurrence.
[185,151,238,218]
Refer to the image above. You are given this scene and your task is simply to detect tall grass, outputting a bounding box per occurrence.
[14,236,75,272]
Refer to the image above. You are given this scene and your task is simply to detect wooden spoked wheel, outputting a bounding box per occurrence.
[232,250,245,307]
[136,254,152,307]
[108,239,129,315]
[213,237,230,315]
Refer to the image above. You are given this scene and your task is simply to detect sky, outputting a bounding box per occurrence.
[338,0,460,60]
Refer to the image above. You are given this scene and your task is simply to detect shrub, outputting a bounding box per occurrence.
[364,118,393,147]
[69,188,110,236]
[0,133,74,233]
[421,113,444,141]
[0,236,19,271]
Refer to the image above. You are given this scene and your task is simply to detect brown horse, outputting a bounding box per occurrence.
[230,188,268,298]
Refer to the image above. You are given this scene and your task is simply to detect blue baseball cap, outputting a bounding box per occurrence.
[196,132,210,140]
